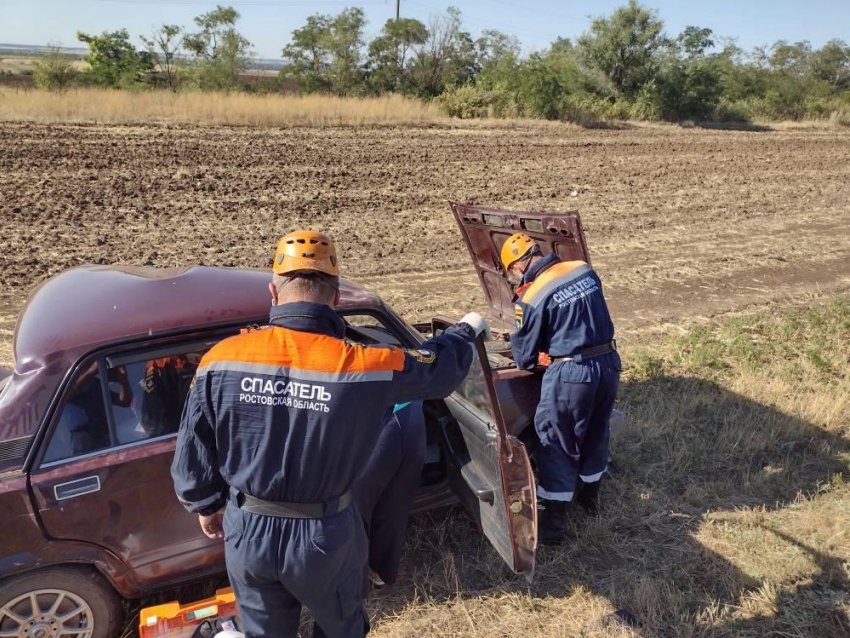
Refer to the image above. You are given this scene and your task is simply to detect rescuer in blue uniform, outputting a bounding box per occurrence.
[355,401,425,588]
[171,231,490,638]
[501,233,620,544]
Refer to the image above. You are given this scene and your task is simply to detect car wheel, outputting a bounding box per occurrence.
[0,566,123,638]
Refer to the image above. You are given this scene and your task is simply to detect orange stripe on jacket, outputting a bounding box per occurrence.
[520,260,587,304]
[198,327,405,374]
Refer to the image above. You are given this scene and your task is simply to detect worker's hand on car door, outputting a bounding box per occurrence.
[459,312,492,341]
[199,509,225,540]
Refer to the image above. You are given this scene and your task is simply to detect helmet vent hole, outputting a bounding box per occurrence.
[297,239,306,244]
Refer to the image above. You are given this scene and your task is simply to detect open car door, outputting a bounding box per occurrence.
[434,317,537,579]
[449,202,592,331]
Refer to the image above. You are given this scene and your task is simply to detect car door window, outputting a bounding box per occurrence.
[42,342,215,465]
[112,352,203,444]
[452,348,493,420]
[443,339,514,425]
[43,362,112,463]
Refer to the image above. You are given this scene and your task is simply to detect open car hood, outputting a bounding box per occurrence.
[450,203,591,331]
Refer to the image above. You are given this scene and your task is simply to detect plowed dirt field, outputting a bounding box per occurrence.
[2,121,849,365]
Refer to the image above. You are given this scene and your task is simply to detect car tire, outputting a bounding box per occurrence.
[0,566,123,638]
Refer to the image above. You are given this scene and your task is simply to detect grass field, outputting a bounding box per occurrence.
[0,87,439,126]
[3,87,850,128]
[119,299,849,637]
[370,298,850,637]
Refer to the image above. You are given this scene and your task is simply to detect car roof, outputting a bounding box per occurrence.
[14,265,383,372]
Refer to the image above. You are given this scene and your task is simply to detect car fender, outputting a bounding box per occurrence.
[0,473,137,598]
[0,538,137,599]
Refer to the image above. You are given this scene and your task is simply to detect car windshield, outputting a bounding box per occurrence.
[339,311,406,348]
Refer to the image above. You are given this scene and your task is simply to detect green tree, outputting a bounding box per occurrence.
[77,29,153,87]
[184,5,252,91]
[476,29,520,71]
[140,25,183,91]
[367,17,429,94]
[656,59,723,120]
[518,45,586,119]
[677,26,714,58]
[283,8,367,95]
[768,40,812,76]
[324,8,367,95]
[578,0,666,96]
[282,14,332,93]
[474,29,522,90]
[655,26,723,120]
[406,7,477,98]
[33,43,78,90]
[809,39,850,91]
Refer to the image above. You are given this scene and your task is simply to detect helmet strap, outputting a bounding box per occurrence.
[516,245,540,270]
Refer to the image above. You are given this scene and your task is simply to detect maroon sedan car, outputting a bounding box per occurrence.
[0,205,597,637]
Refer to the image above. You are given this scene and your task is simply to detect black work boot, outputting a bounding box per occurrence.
[576,480,602,514]
[538,500,568,545]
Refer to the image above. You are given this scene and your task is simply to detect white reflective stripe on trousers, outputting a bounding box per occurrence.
[579,469,606,483]
[537,486,574,502]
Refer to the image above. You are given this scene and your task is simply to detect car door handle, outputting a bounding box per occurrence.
[460,464,495,505]
[54,476,101,501]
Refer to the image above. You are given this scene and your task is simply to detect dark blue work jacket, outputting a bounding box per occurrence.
[171,302,474,515]
[510,254,616,370]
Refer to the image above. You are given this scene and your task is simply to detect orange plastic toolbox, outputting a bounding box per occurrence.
[139,587,238,638]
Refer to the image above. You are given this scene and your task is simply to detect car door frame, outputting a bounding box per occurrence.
[25,323,259,593]
[433,316,537,579]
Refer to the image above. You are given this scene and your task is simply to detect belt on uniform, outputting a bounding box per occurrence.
[235,491,353,518]
[549,340,617,365]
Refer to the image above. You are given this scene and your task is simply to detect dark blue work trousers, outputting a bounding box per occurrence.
[533,353,621,502]
[355,402,426,585]
[223,501,369,638]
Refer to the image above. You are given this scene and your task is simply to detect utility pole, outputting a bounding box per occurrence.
[396,0,400,20]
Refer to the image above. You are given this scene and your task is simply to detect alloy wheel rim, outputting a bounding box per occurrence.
[0,589,93,638]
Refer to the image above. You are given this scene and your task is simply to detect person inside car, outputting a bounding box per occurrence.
[62,362,132,456]
[501,233,621,544]
[140,354,198,437]
[171,230,489,638]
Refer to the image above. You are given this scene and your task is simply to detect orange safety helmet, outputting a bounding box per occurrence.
[500,232,536,270]
[273,230,339,277]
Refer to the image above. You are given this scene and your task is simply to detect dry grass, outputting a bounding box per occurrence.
[115,297,850,637]
[0,56,87,74]
[360,297,850,637]
[2,86,847,131]
[0,87,440,126]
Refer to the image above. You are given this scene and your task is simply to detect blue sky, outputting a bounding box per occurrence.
[1,0,847,59]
